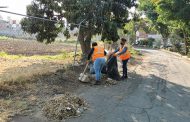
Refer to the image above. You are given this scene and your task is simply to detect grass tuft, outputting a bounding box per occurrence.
[0,51,80,60]
[0,36,8,40]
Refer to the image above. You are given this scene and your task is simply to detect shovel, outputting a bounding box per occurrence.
[78,62,89,82]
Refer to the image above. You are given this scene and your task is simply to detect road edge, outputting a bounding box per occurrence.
[161,49,190,62]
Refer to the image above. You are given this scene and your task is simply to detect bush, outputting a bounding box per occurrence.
[153,39,162,49]
[139,39,148,46]
[138,38,155,47]
[147,38,155,47]
[174,43,182,52]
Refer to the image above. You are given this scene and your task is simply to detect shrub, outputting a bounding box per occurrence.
[174,42,182,52]
[147,38,155,47]
[138,38,155,47]
[139,39,148,46]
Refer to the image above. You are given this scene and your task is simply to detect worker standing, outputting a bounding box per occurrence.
[113,38,131,80]
[87,42,107,85]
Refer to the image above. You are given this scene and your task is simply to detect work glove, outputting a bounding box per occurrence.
[113,53,118,57]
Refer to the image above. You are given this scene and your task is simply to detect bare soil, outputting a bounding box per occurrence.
[0,39,143,122]
[5,49,190,122]
[0,39,76,56]
[0,39,83,122]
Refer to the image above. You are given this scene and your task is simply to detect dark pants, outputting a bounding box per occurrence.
[122,59,129,77]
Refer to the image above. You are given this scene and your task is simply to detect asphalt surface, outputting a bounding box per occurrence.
[67,49,190,122]
[13,49,190,122]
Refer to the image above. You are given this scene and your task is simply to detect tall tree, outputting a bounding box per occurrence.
[21,0,136,56]
[139,0,170,47]
[124,18,155,44]
[157,0,190,54]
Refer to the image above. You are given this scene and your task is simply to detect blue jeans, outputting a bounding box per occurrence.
[122,59,129,77]
[94,58,106,81]
[89,63,95,74]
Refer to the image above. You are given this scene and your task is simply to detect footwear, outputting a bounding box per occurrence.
[125,76,128,79]
[121,76,128,80]
[120,76,125,80]
[94,80,101,85]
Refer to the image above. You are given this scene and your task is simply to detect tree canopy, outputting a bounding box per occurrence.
[21,0,137,55]
[139,0,190,53]
[138,0,170,47]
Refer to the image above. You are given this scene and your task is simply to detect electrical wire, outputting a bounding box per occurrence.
[0,9,87,27]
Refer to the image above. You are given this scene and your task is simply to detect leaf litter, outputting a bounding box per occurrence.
[42,93,88,120]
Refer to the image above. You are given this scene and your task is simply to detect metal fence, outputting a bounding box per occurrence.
[0,26,36,40]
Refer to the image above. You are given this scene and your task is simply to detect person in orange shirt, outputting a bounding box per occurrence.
[87,42,107,85]
[113,38,131,80]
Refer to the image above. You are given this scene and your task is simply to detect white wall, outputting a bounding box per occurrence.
[148,34,162,40]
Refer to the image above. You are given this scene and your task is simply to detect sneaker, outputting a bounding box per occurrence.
[94,81,101,85]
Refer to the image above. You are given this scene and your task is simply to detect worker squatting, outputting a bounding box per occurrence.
[87,38,131,85]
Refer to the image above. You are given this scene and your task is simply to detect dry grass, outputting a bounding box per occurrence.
[0,55,82,122]
[0,39,83,122]
[0,51,80,60]
[0,99,29,122]
[0,39,143,122]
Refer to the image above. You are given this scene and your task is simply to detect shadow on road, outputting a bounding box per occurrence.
[66,71,190,122]
[0,63,190,122]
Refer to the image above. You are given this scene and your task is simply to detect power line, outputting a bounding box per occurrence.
[0,9,87,27]
[0,9,58,23]
[0,9,111,28]
[0,8,129,29]
[0,6,8,8]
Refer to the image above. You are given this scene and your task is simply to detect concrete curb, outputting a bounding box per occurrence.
[161,49,190,62]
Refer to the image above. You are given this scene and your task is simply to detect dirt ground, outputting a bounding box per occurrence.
[0,39,83,122]
[0,39,81,83]
[10,49,190,122]
[0,39,76,56]
[0,58,142,122]
[0,64,83,121]
[0,39,143,122]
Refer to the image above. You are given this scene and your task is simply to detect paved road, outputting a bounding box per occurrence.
[13,49,190,122]
[67,49,190,122]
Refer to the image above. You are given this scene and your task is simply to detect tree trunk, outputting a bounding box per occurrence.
[78,31,85,54]
[78,28,92,58]
[84,31,92,55]
[183,31,189,55]
[185,39,188,55]
[184,36,188,55]
[163,38,168,48]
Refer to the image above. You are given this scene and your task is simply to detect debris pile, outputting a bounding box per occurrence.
[42,93,87,120]
[105,78,118,85]
[88,74,118,85]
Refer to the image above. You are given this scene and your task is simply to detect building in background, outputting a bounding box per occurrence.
[148,34,162,41]
[136,31,148,44]
[0,19,9,30]
[0,15,3,20]
[0,17,35,39]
